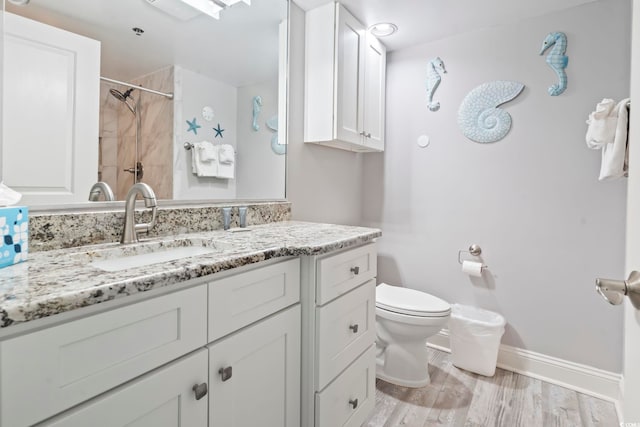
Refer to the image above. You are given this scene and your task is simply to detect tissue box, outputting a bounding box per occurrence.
[0,206,28,268]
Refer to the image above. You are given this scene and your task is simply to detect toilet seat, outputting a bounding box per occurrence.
[376,283,450,317]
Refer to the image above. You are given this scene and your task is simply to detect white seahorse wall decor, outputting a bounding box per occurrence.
[539,32,568,96]
[457,81,525,143]
[426,57,446,111]
[252,95,263,131]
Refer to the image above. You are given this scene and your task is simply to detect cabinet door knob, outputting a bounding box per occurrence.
[359,131,366,136]
[349,398,359,409]
[192,383,208,400]
[349,324,359,333]
[350,266,360,275]
[219,366,233,382]
[366,133,372,138]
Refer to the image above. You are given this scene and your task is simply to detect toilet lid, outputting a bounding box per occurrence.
[376,283,451,317]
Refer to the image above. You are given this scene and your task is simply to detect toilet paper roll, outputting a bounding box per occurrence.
[462,260,483,277]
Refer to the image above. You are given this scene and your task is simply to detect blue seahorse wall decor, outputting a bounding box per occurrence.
[539,32,568,96]
[426,57,446,111]
[252,96,263,131]
[457,81,525,143]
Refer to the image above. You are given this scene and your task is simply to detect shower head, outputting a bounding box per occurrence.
[109,88,134,102]
[109,88,137,114]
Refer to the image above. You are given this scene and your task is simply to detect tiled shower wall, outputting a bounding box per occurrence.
[99,66,174,200]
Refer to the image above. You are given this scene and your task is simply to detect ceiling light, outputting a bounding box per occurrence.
[369,22,398,37]
[7,0,30,5]
[179,0,223,19]
[219,0,250,5]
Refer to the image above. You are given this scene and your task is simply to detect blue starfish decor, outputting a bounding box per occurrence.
[186,118,201,135]
[213,123,225,138]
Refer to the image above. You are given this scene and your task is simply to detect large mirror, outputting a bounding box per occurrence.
[3,0,288,206]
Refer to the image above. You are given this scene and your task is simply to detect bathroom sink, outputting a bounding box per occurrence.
[75,237,226,272]
[90,246,218,272]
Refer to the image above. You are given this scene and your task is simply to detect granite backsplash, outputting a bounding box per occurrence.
[29,201,291,252]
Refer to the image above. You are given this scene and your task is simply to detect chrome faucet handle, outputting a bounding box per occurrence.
[121,183,158,244]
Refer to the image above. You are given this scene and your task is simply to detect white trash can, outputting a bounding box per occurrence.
[449,304,506,377]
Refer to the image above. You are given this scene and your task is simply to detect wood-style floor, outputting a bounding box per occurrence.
[362,348,619,427]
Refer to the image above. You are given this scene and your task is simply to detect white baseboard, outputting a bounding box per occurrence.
[427,329,622,405]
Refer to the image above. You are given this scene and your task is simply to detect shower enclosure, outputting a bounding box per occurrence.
[98,72,174,200]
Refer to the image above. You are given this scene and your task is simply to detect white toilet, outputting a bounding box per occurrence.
[375,283,451,388]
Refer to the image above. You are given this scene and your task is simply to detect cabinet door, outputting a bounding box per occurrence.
[40,349,209,427]
[363,34,386,151]
[209,305,301,427]
[3,13,99,205]
[335,4,365,145]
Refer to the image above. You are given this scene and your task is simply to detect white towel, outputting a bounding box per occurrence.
[217,144,235,179]
[191,141,218,177]
[199,140,218,161]
[586,99,618,149]
[586,98,629,181]
[218,144,235,164]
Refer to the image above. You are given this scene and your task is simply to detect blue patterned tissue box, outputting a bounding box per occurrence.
[0,206,28,268]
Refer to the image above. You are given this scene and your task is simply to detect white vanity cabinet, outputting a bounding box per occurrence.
[301,243,378,427]
[0,258,301,427]
[304,3,387,152]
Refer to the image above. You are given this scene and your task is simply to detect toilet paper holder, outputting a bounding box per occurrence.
[458,244,488,268]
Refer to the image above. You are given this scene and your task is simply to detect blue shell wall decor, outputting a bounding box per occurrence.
[539,32,568,96]
[457,81,525,143]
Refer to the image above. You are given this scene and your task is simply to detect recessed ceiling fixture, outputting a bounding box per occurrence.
[369,22,398,37]
[146,0,250,21]
[132,27,145,36]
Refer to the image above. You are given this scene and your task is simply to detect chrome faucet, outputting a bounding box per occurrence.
[121,183,157,244]
[88,181,115,202]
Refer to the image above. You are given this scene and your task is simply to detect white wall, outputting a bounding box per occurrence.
[286,3,364,225]
[236,80,286,199]
[624,0,640,420]
[361,0,630,372]
[173,65,238,200]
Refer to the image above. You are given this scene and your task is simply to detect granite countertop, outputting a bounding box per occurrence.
[0,221,381,329]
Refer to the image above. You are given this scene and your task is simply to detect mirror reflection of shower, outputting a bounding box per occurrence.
[99,76,174,200]
[109,87,143,182]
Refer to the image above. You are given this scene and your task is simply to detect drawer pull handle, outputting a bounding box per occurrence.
[349,324,359,333]
[349,398,359,409]
[350,266,360,275]
[192,383,208,400]
[219,366,233,382]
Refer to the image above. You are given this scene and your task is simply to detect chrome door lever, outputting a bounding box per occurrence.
[595,270,640,308]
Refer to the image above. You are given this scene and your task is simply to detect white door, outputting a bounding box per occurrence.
[335,5,365,146]
[624,0,640,420]
[362,35,386,151]
[40,349,209,427]
[208,305,301,427]
[3,13,100,205]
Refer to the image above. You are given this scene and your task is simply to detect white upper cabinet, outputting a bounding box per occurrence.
[3,13,100,205]
[304,3,386,153]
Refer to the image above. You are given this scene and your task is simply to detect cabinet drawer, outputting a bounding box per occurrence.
[316,280,375,390]
[208,258,300,342]
[315,345,375,427]
[316,243,376,305]
[39,349,209,427]
[0,285,207,427]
